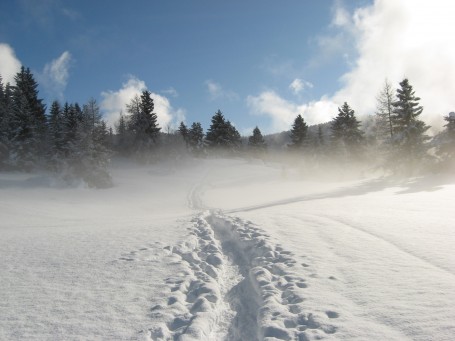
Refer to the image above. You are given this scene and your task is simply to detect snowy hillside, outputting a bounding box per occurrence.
[1,158,454,340]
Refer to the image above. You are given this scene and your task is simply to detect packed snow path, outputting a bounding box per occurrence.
[148,179,338,340]
[149,212,339,341]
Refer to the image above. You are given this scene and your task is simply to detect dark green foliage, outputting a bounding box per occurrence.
[114,113,129,153]
[7,67,47,168]
[390,79,430,168]
[178,121,189,145]
[188,122,204,152]
[205,110,241,152]
[330,102,364,158]
[127,91,161,152]
[436,112,455,168]
[288,114,308,149]
[248,126,267,151]
[0,78,13,166]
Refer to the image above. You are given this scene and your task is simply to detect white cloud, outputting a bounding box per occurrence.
[250,0,455,132]
[41,51,72,99]
[247,91,337,133]
[100,75,185,130]
[289,78,313,95]
[331,0,455,129]
[205,79,239,101]
[161,87,178,98]
[0,43,22,84]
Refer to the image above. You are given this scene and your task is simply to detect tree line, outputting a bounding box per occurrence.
[1,67,454,187]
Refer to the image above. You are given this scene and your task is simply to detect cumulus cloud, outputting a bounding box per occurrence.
[250,0,455,132]
[100,75,185,130]
[205,80,239,101]
[289,78,313,95]
[41,51,72,99]
[0,43,22,84]
[247,91,337,133]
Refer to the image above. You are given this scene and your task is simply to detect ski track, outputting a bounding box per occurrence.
[311,214,455,278]
[146,183,339,340]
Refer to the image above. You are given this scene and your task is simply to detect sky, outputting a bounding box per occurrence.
[1,0,455,135]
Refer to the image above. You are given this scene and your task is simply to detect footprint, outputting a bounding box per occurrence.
[296,281,307,289]
[301,263,309,268]
[326,311,339,319]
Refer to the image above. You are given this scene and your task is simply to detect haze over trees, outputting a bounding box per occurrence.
[0,67,453,186]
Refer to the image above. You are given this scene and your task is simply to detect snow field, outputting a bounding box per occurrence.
[1,158,455,340]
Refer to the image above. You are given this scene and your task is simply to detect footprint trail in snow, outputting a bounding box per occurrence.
[147,211,338,340]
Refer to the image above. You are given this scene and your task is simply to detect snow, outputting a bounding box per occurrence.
[1,158,455,340]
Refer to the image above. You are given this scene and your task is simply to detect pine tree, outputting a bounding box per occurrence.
[248,126,267,151]
[436,112,455,167]
[127,91,161,152]
[330,102,363,159]
[140,90,160,143]
[178,121,189,145]
[9,67,47,169]
[205,110,241,152]
[288,114,308,149]
[188,122,205,153]
[225,120,242,150]
[0,77,9,167]
[115,112,128,153]
[61,102,81,157]
[47,100,65,168]
[391,79,430,167]
[205,110,227,148]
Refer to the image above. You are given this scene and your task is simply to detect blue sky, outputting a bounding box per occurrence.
[1,0,455,134]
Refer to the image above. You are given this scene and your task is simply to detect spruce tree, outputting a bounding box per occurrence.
[115,112,128,153]
[330,102,363,158]
[9,67,47,169]
[391,79,430,167]
[188,122,205,153]
[248,126,267,151]
[436,112,455,167]
[288,114,308,149]
[127,91,161,152]
[178,121,189,145]
[47,100,65,168]
[140,90,161,143]
[0,77,9,167]
[205,110,241,152]
[205,110,227,148]
[225,120,242,150]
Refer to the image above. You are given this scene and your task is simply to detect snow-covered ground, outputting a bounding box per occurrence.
[1,158,454,340]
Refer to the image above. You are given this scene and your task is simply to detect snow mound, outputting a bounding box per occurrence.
[148,211,338,340]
